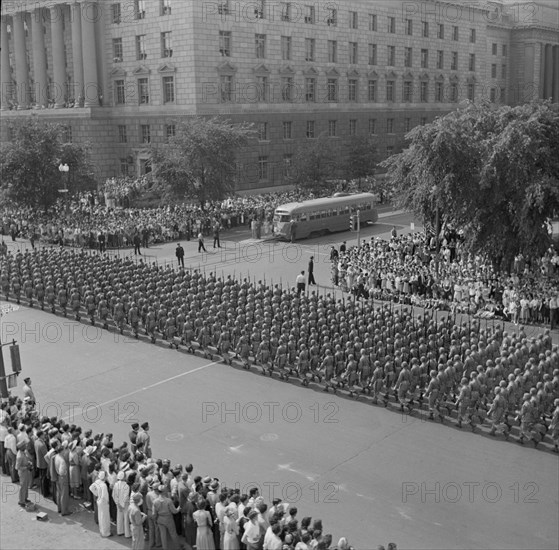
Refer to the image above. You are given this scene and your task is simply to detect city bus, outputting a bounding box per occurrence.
[273,193,378,240]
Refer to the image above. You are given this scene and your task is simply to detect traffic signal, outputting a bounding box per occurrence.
[349,215,355,231]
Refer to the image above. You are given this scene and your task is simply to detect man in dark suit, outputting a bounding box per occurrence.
[175,244,185,268]
[133,233,142,255]
[308,256,316,285]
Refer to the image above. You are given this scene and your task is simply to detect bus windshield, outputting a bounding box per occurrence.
[274,214,291,223]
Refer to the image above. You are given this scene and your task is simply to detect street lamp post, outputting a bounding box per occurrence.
[58,163,70,193]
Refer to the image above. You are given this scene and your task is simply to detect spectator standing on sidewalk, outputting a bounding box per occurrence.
[133,233,142,256]
[296,271,306,295]
[198,232,207,253]
[213,223,221,249]
[550,292,558,330]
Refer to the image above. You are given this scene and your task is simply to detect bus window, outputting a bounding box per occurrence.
[332,209,338,216]
[321,211,328,219]
[274,214,291,222]
[309,212,317,220]
[300,213,308,221]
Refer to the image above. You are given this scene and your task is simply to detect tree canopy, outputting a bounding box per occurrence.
[288,132,341,192]
[0,117,94,211]
[382,101,559,266]
[150,116,254,203]
[344,134,378,185]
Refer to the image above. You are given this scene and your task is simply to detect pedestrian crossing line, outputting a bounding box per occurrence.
[60,360,221,422]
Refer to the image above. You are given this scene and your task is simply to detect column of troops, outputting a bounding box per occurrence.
[1,247,558,450]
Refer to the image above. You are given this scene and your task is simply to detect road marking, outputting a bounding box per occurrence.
[60,360,221,421]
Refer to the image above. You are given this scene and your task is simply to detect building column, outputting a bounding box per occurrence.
[0,17,12,110]
[12,11,30,109]
[539,43,546,99]
[81,1,99,107]
[553,45,559,104]
[523,43,535,103]
[50,4,66,108]
[31,9,48,107]
[544,44,553,100]
[71,1,84,106]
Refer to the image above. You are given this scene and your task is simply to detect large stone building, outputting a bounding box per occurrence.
[1,0,558,192]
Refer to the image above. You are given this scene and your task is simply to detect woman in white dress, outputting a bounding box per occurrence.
[89,470,112,537]
[193,499,215,550]
[223,507,240,550]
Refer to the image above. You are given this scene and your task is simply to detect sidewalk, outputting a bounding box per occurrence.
[0,473,127,550]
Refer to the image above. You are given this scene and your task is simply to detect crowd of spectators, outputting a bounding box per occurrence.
[0,397,364,550]
[332,232,559,330]
[0,189,325,250]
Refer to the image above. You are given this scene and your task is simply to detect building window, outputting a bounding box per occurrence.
[348,79,358,101]
[404,118,411,132]
[405,19,413,35]
[306,120,315,138]
[437,23,444,39]
[349,42,358,64]
[386,80,395,102]
[134,0,146,20]
[500,87,506,102]
[138,78,149,104]
[404,47,412,68]
[254,0,264,19]
[368,43,377,65]
[450,83,458,102]
[141,124,151,143]
[469,54,476,71]
[470,28,476,43]
[283,154,292,177]
[369,13,377,31]
[420,80,428,102]
[305,38,315,62]
[435,81,444,102]
[403,81,413,102]
[112,3,121,24]
[283,121,292,139]
[115,79,126,104]
[327,40,337,63]
[219,31,231,57]
[502,64,507,79]
[421,117,427,126]
[220,74,233,102]
[160,0,171,15]
[280,2,291,21]
[490,88,496,102]
[113,38,123,62]
[120,158,129,176]
[136,35,147,60]
[349,10,358,29]
[281,36,292,60]
[281,76,294,101]
[491,64,497,78]
[161,32,172,58]
[387,45,395,66]
[327,78,338,101]
[326,7,337,26]
[451,52,458,70]
[369,118,376,134]
[502,44,507,57]
[258,122,268,141]
[368,80,377,102]
[349,119,357,135]
[437,50,444,70]
[467,83,475,100]
[421,49,428,69]
[388,16,395,33]
[162,75,175,103]
[452,26,459,41]
[422,21,429,37]
[118,125,127,143]
[305,77,316,102]
[166,123,176,139]
[255,76,268,101]
[328,120,337,137]
[258,156,268,180]
[304,5,315,24]
[255,34,266,58]
[492,43,498,55]
[386,118,394,133]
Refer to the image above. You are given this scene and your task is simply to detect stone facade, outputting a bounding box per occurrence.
[1,0,558,191]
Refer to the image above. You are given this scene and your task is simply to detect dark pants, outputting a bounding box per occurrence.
[213,236,221,248]
[177,256,184,268]
[134,244,142,255]
[308,272,316,285]
[551,308,558,330]
[198,241,207,252]
[37,467,49,497]
[297,283,305,295]
[0,441,5,475]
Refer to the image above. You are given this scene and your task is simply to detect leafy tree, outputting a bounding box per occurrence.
[150,116,254,204]
[0,117,94,211]
[382,101,559,267]
[344,134,378,189]
[288,132,341,192]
